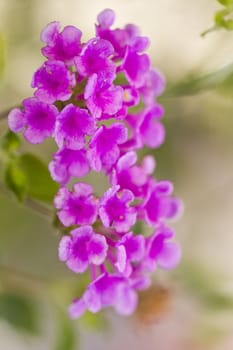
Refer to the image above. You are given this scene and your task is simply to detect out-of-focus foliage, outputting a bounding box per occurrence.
[0,291,39,334]
[4,160,27,201]
[54,309,76,350]
[2,131,21,155]
[163,62,233,97]
[177,263,233,312]
[18,153,58,203]
[1,131,58,203]
[202,0,233,36]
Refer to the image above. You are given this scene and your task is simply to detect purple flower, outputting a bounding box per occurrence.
[49,148,90,184]
[97,9,115,29]
[55,104,95,150]
[69,273,138,317]
[88,123,127,172]
[9,9,183,320]
[115,232,145,275]
[59,226,108,273]
[84,74,123,119]
[75,38,116,81]
[139,69,165,105]
[31,60,75,103]
[8,97,58,143]
[146,226,181,271]
[138,105,165,148]
[96,10,149,59]
[143,181,182,226]
[54,183,98,226]
[122,48,150,88]
[122,86,139,107]
[125,104,165,149]
[111,152,155,198]
[41,22,82,63]
[99,186,136,232]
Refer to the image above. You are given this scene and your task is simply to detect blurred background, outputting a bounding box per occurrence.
[1,0,233,349]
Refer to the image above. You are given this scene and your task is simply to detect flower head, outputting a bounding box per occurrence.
[55,104,95,150]
[55,183,98,226]
[88,123,127,172]
[84,74,123,119]
[49,148,90,185]
[8,97,58,144]
[8,8,182,319]
[32,60,74,103]
[69,273,138,317]
[99,186,136,232]
[59,226,108,273]
[41,22,82,63]
[75,38,116,81]
[146,226,181,271]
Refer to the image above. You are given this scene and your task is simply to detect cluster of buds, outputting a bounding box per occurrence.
[8,9,182,317]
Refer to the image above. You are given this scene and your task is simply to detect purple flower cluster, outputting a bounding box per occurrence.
[8,9,182,318]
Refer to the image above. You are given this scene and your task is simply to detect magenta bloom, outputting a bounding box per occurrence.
[146,227,181,271]
[54,183,98,227]
[143,181,182,226]
[69,273,138,317]
[84,74,123,119]
[96,9,149,59]
[8,9,182,319]
[49,148,90,184]
[59,226,108,273]
[55,104,95,150]
[139,69,165,105]
[88,123,127,172]
[32,60,74,103]
[138,105,165,148]
[41,22,82,63]
[112,152,155,198]
[75,38,115,81]
[122,48,150,87]
[97,8,115,29]
[8,97,58,144]
[125,104,165,150]
[115,232,145,274]
[99,186,136,232]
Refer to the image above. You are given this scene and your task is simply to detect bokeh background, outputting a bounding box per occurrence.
[1,0,233,349]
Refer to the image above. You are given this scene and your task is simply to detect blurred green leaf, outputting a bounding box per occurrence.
[81,311,107,331]
[0,292,39,334]
[215,8,233,30]
[177,263,233,312]
[218,0,233,6]
[54,310,76,350]
[163,61,233,97]
[5,161,27,201]
[2,131,21,155]
[202,1,233,36]
[19,153,58,203]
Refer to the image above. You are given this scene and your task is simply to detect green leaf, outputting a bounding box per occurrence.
[5,161,27,201]
[163,61,233,97]
[0,292,39,334]
[54,310,76,350]
[19,153,58,202]
[215,8,233,30]
[2,131,21,155]
[218,0,233,6]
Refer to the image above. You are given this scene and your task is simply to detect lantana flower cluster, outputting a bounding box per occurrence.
[8,9,182,317]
